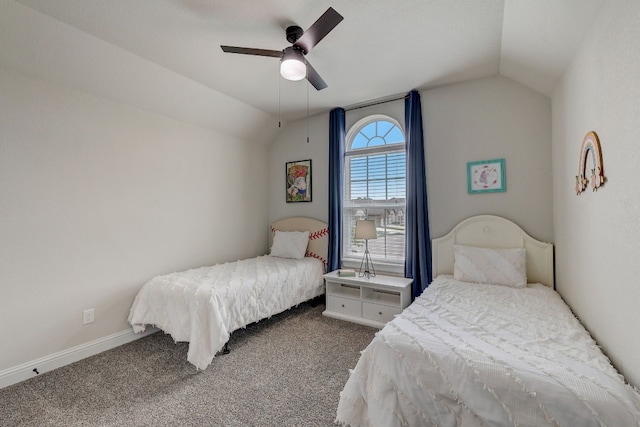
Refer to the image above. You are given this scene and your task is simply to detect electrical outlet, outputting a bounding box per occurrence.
[83,308,94,325]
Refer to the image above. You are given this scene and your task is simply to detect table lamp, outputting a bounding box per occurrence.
[355,220,377,278]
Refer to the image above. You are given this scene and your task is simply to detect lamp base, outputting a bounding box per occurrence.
[358,249,376,278]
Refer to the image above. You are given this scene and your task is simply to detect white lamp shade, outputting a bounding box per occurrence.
[280,48,306,81]
[355,220,377,240]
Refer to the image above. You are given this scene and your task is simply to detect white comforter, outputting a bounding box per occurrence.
[337,276,640,427]
[128,255,324,370]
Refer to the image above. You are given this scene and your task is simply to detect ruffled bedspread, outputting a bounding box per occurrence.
[336,276,640,427]
[128,255,324,370]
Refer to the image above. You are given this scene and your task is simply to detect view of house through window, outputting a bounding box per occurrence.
[343,116,406,265]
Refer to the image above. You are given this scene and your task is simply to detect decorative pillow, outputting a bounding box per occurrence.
[269,230,310,260]
[453,244,527,288]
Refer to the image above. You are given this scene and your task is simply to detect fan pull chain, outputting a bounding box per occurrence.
[306,60,310,143]
[278,70,282,128]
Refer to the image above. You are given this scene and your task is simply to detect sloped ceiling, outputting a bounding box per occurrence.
[1,0,605,144]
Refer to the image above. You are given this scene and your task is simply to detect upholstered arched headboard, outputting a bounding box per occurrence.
[270,217,328,269]
[432,215,554,288]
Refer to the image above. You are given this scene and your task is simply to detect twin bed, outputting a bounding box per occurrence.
[336,215,640,427]
[128,217,328,370]
[128,214,640,426]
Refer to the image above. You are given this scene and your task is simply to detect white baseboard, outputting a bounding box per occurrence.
[0,326,158,390]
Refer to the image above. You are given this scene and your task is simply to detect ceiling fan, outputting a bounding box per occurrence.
[221,7,343,91]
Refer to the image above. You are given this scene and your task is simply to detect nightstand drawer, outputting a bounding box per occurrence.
[362,302,401,323]
[327,295,361,317]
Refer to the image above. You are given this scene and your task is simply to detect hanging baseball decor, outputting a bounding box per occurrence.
[575,131,606,195]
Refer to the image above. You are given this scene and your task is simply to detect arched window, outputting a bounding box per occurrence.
[343,115,406,266]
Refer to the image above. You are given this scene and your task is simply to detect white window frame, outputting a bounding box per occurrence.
[342,115,406,275]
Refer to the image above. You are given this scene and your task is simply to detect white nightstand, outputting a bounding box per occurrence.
[322,271,413,328]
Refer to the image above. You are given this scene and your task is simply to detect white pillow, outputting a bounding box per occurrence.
[269,230,310,260]
[453,244,527,288]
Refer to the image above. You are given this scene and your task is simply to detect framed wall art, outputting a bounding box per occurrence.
[467,158,506,194]
[286,159,312,203]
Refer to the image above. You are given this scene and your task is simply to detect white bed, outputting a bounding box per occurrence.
[336,215,640,427]
[128,217,328,370]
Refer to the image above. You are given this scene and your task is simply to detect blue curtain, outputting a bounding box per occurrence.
[405,90,432,298]
[328,108,345,272]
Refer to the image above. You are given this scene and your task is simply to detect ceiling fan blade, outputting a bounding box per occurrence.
[294,7,343,54]
[220,46,282,58]
[305,60,327,91]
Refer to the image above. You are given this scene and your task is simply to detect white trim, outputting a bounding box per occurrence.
[0,326,158,390]
[343,115,407,267]
[345,114,405,152]
[342,257,405,276]
[344,144,405,157]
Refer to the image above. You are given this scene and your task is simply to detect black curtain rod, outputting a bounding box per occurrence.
[344,94,408,112]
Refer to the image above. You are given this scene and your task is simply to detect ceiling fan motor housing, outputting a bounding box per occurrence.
[286,25,304,45]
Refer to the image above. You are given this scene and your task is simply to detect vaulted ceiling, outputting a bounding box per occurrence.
[2,0,605,143]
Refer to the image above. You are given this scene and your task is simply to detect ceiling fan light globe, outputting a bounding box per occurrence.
[280,58,306,81]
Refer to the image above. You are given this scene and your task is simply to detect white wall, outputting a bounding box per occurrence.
[0,68,269,372]
[0,1,278,146]
[424,76,552,241]
[269,115,330,223]
[269,75,553,264]
[552,0,640,388]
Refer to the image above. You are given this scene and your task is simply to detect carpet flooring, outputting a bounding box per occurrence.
[0,302,376,427]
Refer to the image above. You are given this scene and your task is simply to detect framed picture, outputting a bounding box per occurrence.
[286,159,312,203]
[467,158,506,194]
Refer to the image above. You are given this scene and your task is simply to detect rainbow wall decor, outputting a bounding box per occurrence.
[575,131,606,195]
